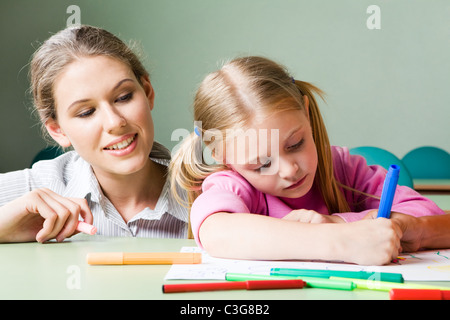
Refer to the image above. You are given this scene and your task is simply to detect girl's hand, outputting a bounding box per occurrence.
[341,218,402,265]
[363,210,423,252]
[0,188,93,243]
[283,209,344,224]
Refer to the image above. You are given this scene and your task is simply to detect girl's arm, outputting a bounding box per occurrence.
[199,211,402,265]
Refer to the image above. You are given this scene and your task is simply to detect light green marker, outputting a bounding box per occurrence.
[225,273,356,291]
[330,277,450,292]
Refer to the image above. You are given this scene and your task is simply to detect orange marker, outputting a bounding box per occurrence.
[87,252,202,265]
[76,221,97,235]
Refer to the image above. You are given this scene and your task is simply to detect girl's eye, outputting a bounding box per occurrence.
[115,92,133,103]
[288,138,304,150]
[255,160,272,172]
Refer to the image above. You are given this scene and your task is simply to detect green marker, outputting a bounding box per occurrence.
[330,277,450,292]
[225,273,356,291]
[270,268,404,283]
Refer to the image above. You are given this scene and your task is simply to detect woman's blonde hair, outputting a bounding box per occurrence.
[30,24,170,159]
[170,56,350,237]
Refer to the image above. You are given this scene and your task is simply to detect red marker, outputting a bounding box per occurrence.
[390,288,450,300]
[162,279,306,293]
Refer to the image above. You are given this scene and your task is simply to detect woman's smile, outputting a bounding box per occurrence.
[103,133,138,156]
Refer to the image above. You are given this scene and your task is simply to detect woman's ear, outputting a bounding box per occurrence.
[45,119,72,148]
[140,75,155,111]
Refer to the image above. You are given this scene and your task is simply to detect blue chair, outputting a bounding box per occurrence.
[30,146,65,167]
[402,146,450,179]
[349,146,413,188]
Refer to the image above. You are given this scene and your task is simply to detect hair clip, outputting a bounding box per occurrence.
[194,126,201,137]
[291,77,296,84]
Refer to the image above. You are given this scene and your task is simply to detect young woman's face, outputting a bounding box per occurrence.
[47,55,155,178]
[225,107,318,199]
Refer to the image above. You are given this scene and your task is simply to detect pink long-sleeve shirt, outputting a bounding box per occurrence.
[190,146,445,246]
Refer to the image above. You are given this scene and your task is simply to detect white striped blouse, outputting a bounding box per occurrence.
[0,150,189,239]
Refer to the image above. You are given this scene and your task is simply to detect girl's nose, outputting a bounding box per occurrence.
[278,157,300,180]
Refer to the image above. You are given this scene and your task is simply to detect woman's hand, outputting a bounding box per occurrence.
[0,188,93,243]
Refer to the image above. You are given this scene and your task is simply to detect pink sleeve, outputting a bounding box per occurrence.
[190,171,266,247]
[331,147,446,222]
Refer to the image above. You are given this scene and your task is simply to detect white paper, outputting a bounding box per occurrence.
[165,247,450,281]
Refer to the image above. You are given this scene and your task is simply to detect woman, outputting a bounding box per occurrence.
[0,25,188,243]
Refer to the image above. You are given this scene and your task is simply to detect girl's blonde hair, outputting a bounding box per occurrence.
[30,24,170,159]
[170,56,350,237]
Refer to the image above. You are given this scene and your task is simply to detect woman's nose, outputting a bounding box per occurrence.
[102,104,126,133]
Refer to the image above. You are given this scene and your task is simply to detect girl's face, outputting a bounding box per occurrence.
[224,103,318,199]
[46,55,155,178]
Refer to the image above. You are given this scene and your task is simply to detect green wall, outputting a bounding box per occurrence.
[1,0,449,172]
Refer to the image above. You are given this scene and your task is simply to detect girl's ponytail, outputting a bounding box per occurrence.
[169,131,225,238]
[293,80,351,214]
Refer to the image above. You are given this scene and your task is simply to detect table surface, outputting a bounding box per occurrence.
[1,235,449,300]
[414,179,450,192]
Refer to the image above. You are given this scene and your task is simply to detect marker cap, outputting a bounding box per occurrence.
[87,252,124,265]
[377,164,400,219]
[76,221,97,235]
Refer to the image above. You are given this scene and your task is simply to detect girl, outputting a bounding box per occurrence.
[170,56,445,265]
[0,25,188,243]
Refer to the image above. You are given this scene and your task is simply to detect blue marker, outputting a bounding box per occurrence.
[377,165,400,218]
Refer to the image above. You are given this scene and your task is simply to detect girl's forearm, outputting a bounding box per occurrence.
[199,212,345,261]
[199,212,402,265]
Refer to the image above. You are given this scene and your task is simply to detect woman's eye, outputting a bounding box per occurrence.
[77,108,95,118]
[115,92,133,103]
